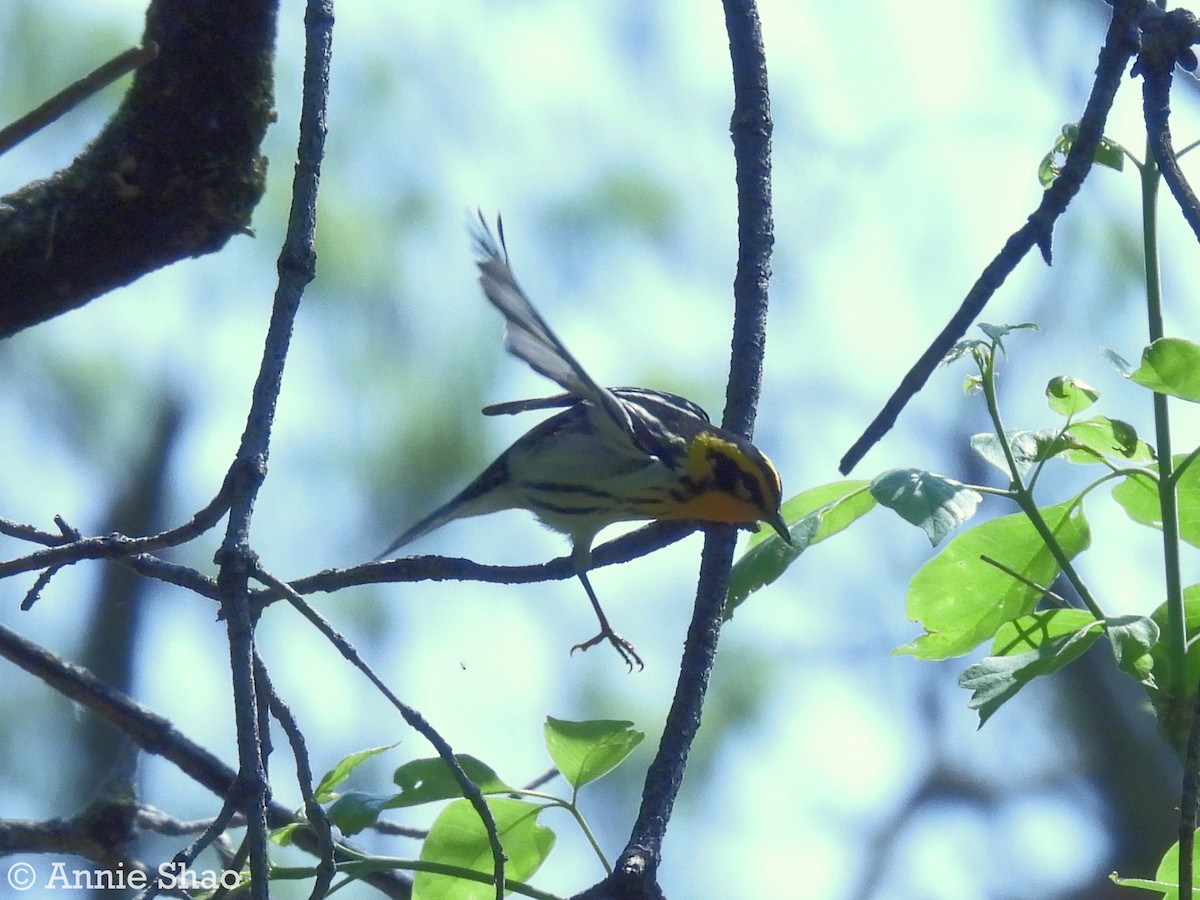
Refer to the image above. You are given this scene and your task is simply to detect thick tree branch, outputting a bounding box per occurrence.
[0,0,278,338]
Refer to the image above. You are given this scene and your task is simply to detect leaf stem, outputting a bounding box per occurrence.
[506,791,613,875]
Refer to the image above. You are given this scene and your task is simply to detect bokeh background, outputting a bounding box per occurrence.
[3,1,1200,897]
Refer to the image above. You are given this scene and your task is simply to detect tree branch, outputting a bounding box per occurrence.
[0,0,277,338]
[0,622,414,898]
[593,2,777,897]
[209,0,332,894]
[838,0,1145,474]
[0,43,159,155]
[1139,6,1200,244]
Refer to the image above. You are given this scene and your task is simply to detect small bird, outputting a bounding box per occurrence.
[381,213,790,669]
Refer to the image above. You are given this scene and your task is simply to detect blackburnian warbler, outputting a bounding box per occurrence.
[382,213,790,669]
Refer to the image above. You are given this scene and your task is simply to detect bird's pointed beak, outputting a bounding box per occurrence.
[767,509,792,545]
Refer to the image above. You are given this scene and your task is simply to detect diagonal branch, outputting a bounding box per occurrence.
[0,43,159,155]
[0,622,413,898]
[253,564,507,896]
[838,0,1145,474]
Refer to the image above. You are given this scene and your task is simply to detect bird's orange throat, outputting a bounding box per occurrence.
[661,489,766,525]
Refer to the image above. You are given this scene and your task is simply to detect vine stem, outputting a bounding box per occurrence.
[1140,130,1187,697]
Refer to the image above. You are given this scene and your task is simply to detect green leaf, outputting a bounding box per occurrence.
[1058,416,1154,464]
[1156,833,1200,889]
[1112,457,1200,547]
[1113,471,1161,530]
[943,338,988,366]
[973,419,1151,474]
[727,480,875,617]
[271,822,304,846]
[1112,836,1200,897]
[991,608,1099,655]
[970,430,1047,478]
[543,717,643,792]
[961,615,1102,725]
[327,790,396,836]
[1046,376,1099,416]
[1149,585,1200,697]
[1039,123,1126,188]
[1101,346,1134,377]
[978,321,1038,352]
[414,798,555,900]
[1106,615,1158,687]
[1180,458,1200,544]
[772,480,877,547]
[726,513,819,618]
[1108,876,1176,896]
[1129,338,1200,402]
[870,468,982,546]
[390,755,512,809]
[1093,134,1127,172]
[314,743,398,803]
[1109,876,1174,895]
[1037,150,1058,189]
[897,499,1091,660]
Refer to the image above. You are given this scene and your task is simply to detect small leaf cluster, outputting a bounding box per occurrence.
[272,718,643,899]
[732,325,1200,744]
[1038,122,1128,188]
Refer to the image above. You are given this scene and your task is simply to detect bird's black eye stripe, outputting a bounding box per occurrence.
[707,449,766,505]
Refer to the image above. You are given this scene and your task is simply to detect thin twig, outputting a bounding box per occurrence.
[0,516,70,544]
[0,43,159,155]
[135,807,246,837]
[1140,8,1200,244]
[256,519,696,614]
[0,477,236,580]
[252,563,507,897]
[118,554,221,600]
[255,652,337,899]
[134,798,240,900]
[979,555,1071,608]
[522,768,559,792]
[20,564,62,610]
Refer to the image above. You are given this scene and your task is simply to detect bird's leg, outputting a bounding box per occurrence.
[570,567,643,672]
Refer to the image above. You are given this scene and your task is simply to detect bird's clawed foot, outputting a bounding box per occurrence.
[571,628,644,672]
